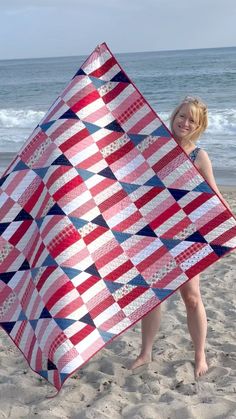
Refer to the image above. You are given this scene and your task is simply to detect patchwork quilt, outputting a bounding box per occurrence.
[0,43,235,390]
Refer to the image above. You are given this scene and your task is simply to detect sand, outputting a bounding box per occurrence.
[0,187,236,419]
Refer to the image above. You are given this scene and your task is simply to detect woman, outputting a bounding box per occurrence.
[130,96,230,378]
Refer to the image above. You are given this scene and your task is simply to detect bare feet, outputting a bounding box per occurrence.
[129,354,152,370]
[194,353,208,378]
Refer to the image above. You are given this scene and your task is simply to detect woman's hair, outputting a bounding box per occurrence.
[170,96,208,142]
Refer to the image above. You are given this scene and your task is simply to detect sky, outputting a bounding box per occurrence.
[1,0,236,59]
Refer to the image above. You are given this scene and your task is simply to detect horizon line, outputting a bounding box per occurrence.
[0,44,235,62]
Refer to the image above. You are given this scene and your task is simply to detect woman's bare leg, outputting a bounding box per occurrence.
[130,305,161,369]
[180,274,208,377]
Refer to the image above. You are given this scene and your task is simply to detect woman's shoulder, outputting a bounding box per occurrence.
[197,148,210,160]
[194,148,212,169]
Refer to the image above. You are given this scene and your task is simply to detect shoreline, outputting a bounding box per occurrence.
[219,185,236,193]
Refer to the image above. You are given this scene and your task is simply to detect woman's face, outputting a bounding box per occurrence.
[172,103,198,142]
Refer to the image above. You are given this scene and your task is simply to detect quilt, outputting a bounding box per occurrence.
[0,43,236,391]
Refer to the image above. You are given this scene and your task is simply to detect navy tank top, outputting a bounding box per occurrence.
[189,147,201,162]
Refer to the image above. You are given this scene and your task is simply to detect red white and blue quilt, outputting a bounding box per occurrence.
[0,43,235,391]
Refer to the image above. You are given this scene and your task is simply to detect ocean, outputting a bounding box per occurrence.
[0,46,235,185]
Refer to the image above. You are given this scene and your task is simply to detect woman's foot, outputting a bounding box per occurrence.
[129,354,152,370]
[194,352,208,378]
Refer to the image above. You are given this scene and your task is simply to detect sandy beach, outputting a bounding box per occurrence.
[0,186,235,419]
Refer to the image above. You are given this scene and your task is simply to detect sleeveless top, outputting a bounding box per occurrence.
[189,147,201,162]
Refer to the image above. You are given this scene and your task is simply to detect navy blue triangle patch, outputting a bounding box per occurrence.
[76,167,94,181]
[33,167,50,179]
[39,307,52,318]
[18,310,28,321]
[193,182,214,194]
[48,360,57,370]
[160,238,182,250]
[168,188,189,201]
[105,120,124,133]
[185,231,207,243]
[83,121,101,134]
[73,68,86,77]
[79,313,95,327]
[40,121,55,132]
[112,230,132,244]
[35,218,45,229]
[136,225,156,237]
[14,209,33,221]
[47,203,65,216]
[85,263,101,277]
[89,75,107,89]
[0,271,16,284]
[1,322,16,333]
[39,370,48,380]
[52,154,72,166]
[59,109,79,120]
[98,167,117,180]
[69,216,88,230]
[0,222,10,235]
[98,329,115,342]
[110,71,130,83]
[119,181,140,194]
[145,176,165,188]
[42,254,57,267]
[104,280,124,293]
[92,214,109,228]
[128,275,149,287]
[128,133,147,146]
[29,319,38,330]
[54,318,77,330]
[19,259,30,271]
[151,125,171,138]
[61,267,81,279]
[0,175,9,187]
[60,372,69,384]
[152,288,172,300]
[13,160,29,172]
[30,267,41,281]
[211,244,230,257]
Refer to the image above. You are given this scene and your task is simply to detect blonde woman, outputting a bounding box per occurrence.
[131,96,229,378]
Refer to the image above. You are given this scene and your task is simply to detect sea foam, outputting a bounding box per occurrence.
[0,108,45,129]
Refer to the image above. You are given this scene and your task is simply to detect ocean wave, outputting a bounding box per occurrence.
[207,110,236,134]
[0,108,45,129]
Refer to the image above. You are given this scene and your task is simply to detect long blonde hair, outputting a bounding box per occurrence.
[170,96,208,142]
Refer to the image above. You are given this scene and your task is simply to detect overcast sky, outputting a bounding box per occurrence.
[1,0,236,59]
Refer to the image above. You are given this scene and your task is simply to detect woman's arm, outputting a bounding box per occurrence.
[195,149,230,210]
